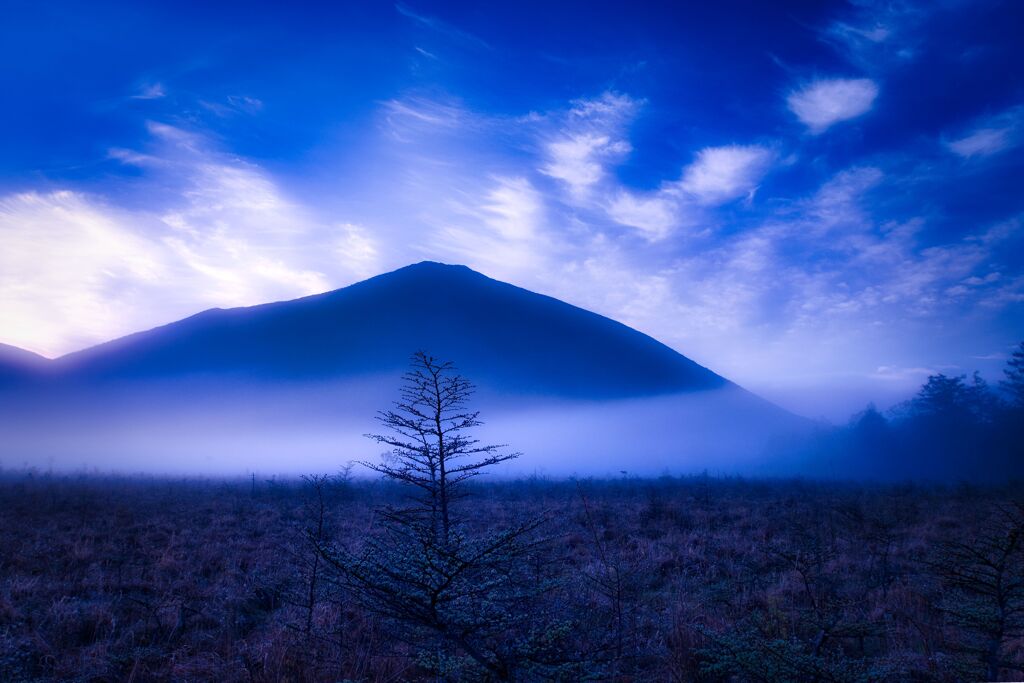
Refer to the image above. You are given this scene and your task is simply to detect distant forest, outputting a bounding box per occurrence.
[805,341,1024,481]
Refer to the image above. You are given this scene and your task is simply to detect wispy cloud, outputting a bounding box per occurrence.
[945,105,1022,158]
[787,78,879,133]
[539,92,638,197]
[200,94,264,117]
[541,133,631,196]
[0,191,167,356]
[0,124,380,356]
[606,192,679,241]
[675,145,776,205]
[381,96,476,141]
[829,22,891,46]
[948,127,1012,158]
[806,166,884,233]
[819,1,928,68]
[432,176,552,274]
[377,91,1008,396]
[395,3,491,49]
[335,223,381,280]
[600,144,777,241]
[533,93,779,241]
[131,82,166,100]
[871,365,938,381]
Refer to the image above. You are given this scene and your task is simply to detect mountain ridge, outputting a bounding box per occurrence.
[0,343,51,383]
[31,261,731,399]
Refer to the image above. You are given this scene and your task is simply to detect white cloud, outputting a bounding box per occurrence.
[336,223,381,280]
[819,0,928,73]
[541,134,630,195]
[566,91,639,121]
[200,95,264,117]
[539,92,638,197]
[602,144,775,239]
[0,191,167,356]
[382,97,469,134]
[131,83,166,100]
[787,78,879,133]
[606,192,679,241]
[947,127,1012,158]
[433,176,550,274]
[145,125,333,306]
[807,166,884,232]
[676,145,776,205]
[831,22,890,44]
[943,105,1023,159]
[871,365,937,381]
[823,21,893,67]
[0,125,383,356]
[394,2,491,49]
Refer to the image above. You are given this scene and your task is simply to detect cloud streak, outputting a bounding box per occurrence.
[945,105,1022,158]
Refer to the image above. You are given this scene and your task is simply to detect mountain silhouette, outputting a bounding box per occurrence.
[47,262,727,398]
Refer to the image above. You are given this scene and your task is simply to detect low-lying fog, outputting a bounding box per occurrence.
[0,376,810,477]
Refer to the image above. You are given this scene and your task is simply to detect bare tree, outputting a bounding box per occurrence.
[926,502,1024,681]
[316,352,569,681]
[361,351,518,546]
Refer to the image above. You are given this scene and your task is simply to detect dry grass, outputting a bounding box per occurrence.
[0,473,1020,681]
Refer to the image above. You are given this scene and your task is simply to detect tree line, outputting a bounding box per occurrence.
[819,342,1024,481]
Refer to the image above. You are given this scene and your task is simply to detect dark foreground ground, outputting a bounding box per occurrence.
[0,473,1022,682]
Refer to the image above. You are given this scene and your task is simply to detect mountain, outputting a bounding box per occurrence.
[0,343,50,384]
[49,261,726,398]
[0,262,809,475]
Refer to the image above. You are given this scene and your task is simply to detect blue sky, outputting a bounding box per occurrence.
[1,0,1022,419]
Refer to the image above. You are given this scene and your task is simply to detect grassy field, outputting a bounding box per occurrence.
[1,472,1021,681]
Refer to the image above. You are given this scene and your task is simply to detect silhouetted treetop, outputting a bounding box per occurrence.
[361,350,519,543]
[1002,341,1024,408]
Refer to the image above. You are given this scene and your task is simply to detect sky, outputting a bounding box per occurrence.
[1,0,1022,420]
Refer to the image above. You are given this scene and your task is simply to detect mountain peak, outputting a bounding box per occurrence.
[365,260,482,284]
[42,262,727,398]
[405,260,470,271]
